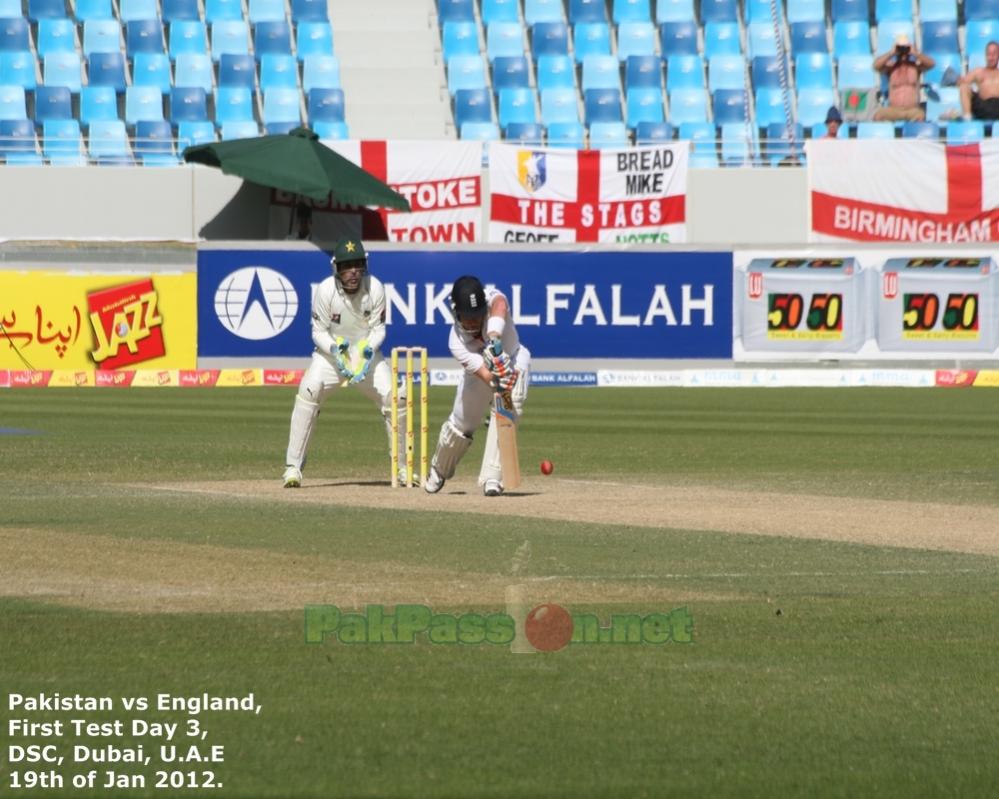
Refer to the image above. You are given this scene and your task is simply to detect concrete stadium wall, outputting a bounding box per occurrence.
[0,165,807,245]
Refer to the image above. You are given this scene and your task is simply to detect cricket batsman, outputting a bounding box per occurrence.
[424,275,530,497]
[282,239,408,488]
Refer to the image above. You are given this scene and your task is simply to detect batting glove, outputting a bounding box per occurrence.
[493,368,518,393]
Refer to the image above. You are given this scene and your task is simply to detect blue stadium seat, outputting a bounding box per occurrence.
[0,51,36,90]
[460,121,501,140]
[626,55,662,88]
[438,0,475,25]
[617,22,656,61]
[125,84,164,124]
[0,1,16,17]
[205,0,242,23]
[755,87,788,126]
[83,19,121,56]
[0,83,25,119]
[712,87,748,122]
[266,120,296,134]
[589,120,629,147]
[447,55,487,94]
[656,0,693,23]
[219,53,256,88]
[659,21,698,57]
[744,0,783,23]
[43,52,82,92]
[212,21,250,62]
[260,53,297,88]
[302,54,340,91]
[920,0,956,20]
[127,19,165,57]
[626,85,663,127]
[787,0,825,23]
[313,120,348,138]
[831,0,869,21]
[169,21,208,60]
[297,21,333,60]
[747,22,780,59]
[924,52,961,85]
[666,55,704,90]
[162,0,199,22]
[875,20,913,54]
[482,0,520,24]
[442,21,479,60]
[255,20,293,59]
[215,85,255,125]
[0,118,40,162]
[494,55,530,89]
[703,22,741,56]
[249,0,285,23]
[796,53,834,90]
[964,0,999,19]
[902,120,939,138]
[221,119,260,139]
[135,119,178,165]
[308,87,344,121]
[504,120,543,142]
[178,118,216,147]
[119,0,157,22]
[925,86,960,121]
[875,0,911,20]
[921,20,958,54]
[719,123,758,166]
[88,119,133,162]
[75,0,113,22]
[546,120,584,147]
[967,21,999,63]
[174,53,213,91]
[581,54,620,90]
[613,0,651,22]
[837,54,876,89]
[88,52,127,91]
[170,85,208,122]
[34,86,72,123]
[263,86,300,126]
[765,121,804,164]
[525,0,564,25]
[678,121,718,166]
[0,18,30,52]
[856,121,894,137]
[790,21,827,54]
[455,86,493,129]
[532,20,569,57]
[487,21,525,63]
[584,87,622,122]
[700,0,738,23]
[833,21,871,57]
[536,54,575,89]
[574,21,611,62]
[751,55,784,89]
[28,0,66,22]
[132,52,172,93]
[292,0,328,22]
[44,119,85,164]
[540,86,579,123]
[38,18,76,57]
[635,120,673,141]
[569,0,607,23]
[668,87,708,123]
[945,120,985,142]
[796,87,836,125]
[708,54,745,91]
[80,85,118,126]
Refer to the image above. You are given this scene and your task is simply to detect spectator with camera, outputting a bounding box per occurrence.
[873,35,934,122]
[959,41,999,121]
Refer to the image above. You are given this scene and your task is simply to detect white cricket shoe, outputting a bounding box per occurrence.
[483,479,504,497]
[423,467,444,494]
[282,466,302,488]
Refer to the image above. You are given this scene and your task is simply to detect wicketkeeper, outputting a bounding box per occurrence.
[282,239,408,488]
[424,275,530,497]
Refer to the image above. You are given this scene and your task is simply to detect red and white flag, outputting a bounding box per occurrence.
[809,139,999,243]
[488,142,689,244]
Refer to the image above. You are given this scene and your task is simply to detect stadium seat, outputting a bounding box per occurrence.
[83,19,121,57]
[755,87,788,127]
[531,20,569,57]
[133,52,172,93]
[874,20,913,54]
[0,51,36,90]
[263,87,301,126]
[581,54,620,90]
[569,0,607,23]
[709,55,746,91]
[460,120,501,139]
[666,54,705,90]
[837,54,876,90]
[125,84,165,124]
[438,0,475,25]
[789,21,828,55]
[678,121,718,166]
[921,21,958,55]
[764,121,803,164]
[119,0,157,22]
[43,52,83,93]
[855,121,894,137]
[297,21,333,60]
[626,54,662,88]
[292,0,327,22]
[134,119,178,165]
[703,22,741,56]
[744,0,782,23]
[964,0,999,19]
[720,122,758,166]
[831,0,869,20]
[613,0,650,22]
[0,84,25,120]
[525,0,564,25]
[205,0,242,23]
[447,55,487,94]
[313,119,348,138]
[589,120,629,147]
[833,21,871,57]
[796,87,836,126]
[536,54,575,89]
[945,120,985,142]
[540,86,579,124]
[796,53,833,89]
[635,120,673,141]
[546,120,584,147]
[219,53,256,88]
[302,54,341,91]
[626,85,664,127]
[584,87,622,122]
[163,0,199,21]
[178,118,215,148]
[174,53,213,91]
[700,0,738,23]
[222,119,260,139]
[249,0,285,23]
[75,0,113,22]
[127,20,165,57]
[88,119,132,162]
[617,22,656,61]
[260,53,298,89]
[34,85,73,123]
[0,118,40,161]
[486,21,525,63]
[482,0,520,25]
[454,86,493,130]
[442,21,479,61]
[88,52,127,91]
[656,0,693,23]
[255,21,293,59]
[925,86,960,121]
[924,52,961,86]
[875,0,912,21]
[215,85,255,126]
[967,21,999,64]
[43,118,85,164]
[212,21,250,62]
[787,0,825,23]
[713,88,748,122]
[37,18,76,57]
[498,87,536,128]
[902,120,939,138]
[169,21,208,60]
[28,0,66,22]
[574,22,611,62]
[170,85,209,123]
[493,56,530,90]
[504,120,543,142]
[659,21,698,57]
[307,86,343,121]
[751,55,785,89]
[668,87,708,123]
[0,18,30,53]
[747,22,779,59]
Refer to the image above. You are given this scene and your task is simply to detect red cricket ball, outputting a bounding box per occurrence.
[524,603,573,652]
[540,459,554,475]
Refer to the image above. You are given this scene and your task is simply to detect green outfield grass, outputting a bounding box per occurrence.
[2,387,999,798]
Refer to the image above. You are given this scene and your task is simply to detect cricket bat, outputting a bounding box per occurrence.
[493,390,522,490]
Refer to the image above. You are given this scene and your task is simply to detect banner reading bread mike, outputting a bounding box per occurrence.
[809,139,999,243]
[488,142,689,244]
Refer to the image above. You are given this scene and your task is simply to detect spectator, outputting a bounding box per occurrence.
[873,35,934,122]
[823,106,843,138]
[960,41,999,121]
[286,203,313,240]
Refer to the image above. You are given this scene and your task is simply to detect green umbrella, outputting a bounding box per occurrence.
[182,126,411,210]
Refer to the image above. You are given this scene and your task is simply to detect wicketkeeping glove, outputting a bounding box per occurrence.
[332,336,353,379]
[350,342,375,384]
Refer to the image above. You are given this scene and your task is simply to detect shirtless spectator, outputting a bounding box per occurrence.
[873,35,934,122]
[960,41,999,121]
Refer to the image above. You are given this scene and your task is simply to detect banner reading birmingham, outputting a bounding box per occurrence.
[487,142,689,244]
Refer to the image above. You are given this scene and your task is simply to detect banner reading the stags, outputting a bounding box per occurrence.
[268,140,483,243]
[809,139,999,243]
[487,142,689,244]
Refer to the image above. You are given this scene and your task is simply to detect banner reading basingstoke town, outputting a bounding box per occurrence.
[488,142,689,244]
[809,139,999,243]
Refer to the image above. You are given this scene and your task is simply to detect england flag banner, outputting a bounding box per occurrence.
[487,142,689,244]
[809,139,999,243]
[269,140,483,242]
